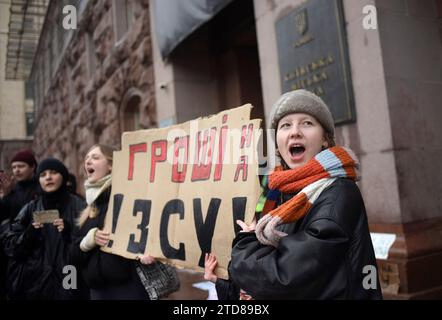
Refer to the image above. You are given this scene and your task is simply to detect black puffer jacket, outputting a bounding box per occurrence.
[0,178,40,299]
[229,178,383,300]
[3,193,86,300]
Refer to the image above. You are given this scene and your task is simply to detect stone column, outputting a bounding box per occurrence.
[369,0,442,299]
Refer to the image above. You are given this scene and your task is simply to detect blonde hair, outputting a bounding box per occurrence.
[78,144,116,227]
[78,206,98,227]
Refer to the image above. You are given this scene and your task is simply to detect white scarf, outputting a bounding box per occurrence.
[84,174,112,205]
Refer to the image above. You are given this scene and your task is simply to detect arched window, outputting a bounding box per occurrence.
[121,89,141,132]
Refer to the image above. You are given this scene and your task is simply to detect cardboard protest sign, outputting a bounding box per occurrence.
[101,105,261,278]
[33,210,60,224]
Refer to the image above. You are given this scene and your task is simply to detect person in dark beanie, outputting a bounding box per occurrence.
[0,149,40,223]
[227,89,382,299]
[2,158,88,300]
[0,149,40,299]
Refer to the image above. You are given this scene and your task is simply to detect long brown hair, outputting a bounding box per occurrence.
[78,144,116,227]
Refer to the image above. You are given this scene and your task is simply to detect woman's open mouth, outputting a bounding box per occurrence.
[86,168,95,176]
[289,144,306,161]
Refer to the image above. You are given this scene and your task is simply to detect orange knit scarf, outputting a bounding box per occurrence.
[255,146,359,247]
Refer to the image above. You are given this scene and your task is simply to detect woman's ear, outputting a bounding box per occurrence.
[322,136,329,149]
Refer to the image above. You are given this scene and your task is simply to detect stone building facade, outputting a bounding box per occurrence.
[25,0,442,299]
[31,0,156,188]
[28,0,208,300]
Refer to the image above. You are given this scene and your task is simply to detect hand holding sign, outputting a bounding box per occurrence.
[236,219,257,233]
[204,253,218,283]
[138,254,156,265]
[32,222,43,229]
[95,229,110,247]
[53,218,64,232]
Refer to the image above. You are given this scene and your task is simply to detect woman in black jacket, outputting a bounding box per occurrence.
[70,144,154,300]
[227,89,383,299]
[3,158,87,299]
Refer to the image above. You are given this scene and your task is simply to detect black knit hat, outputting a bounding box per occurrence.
[37,158,69,183]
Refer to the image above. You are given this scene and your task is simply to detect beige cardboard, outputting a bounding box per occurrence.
[33,209,60,224]
[101,105,261,279]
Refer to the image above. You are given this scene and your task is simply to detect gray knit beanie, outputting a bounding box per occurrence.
[269,89,335,136]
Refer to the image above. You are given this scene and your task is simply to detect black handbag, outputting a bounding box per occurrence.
[135,260,180,300]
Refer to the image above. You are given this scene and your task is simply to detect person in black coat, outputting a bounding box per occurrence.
[3,158,87,299]
[227,90,383,299]
[0,149,40,300]
[69,144,155,300]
